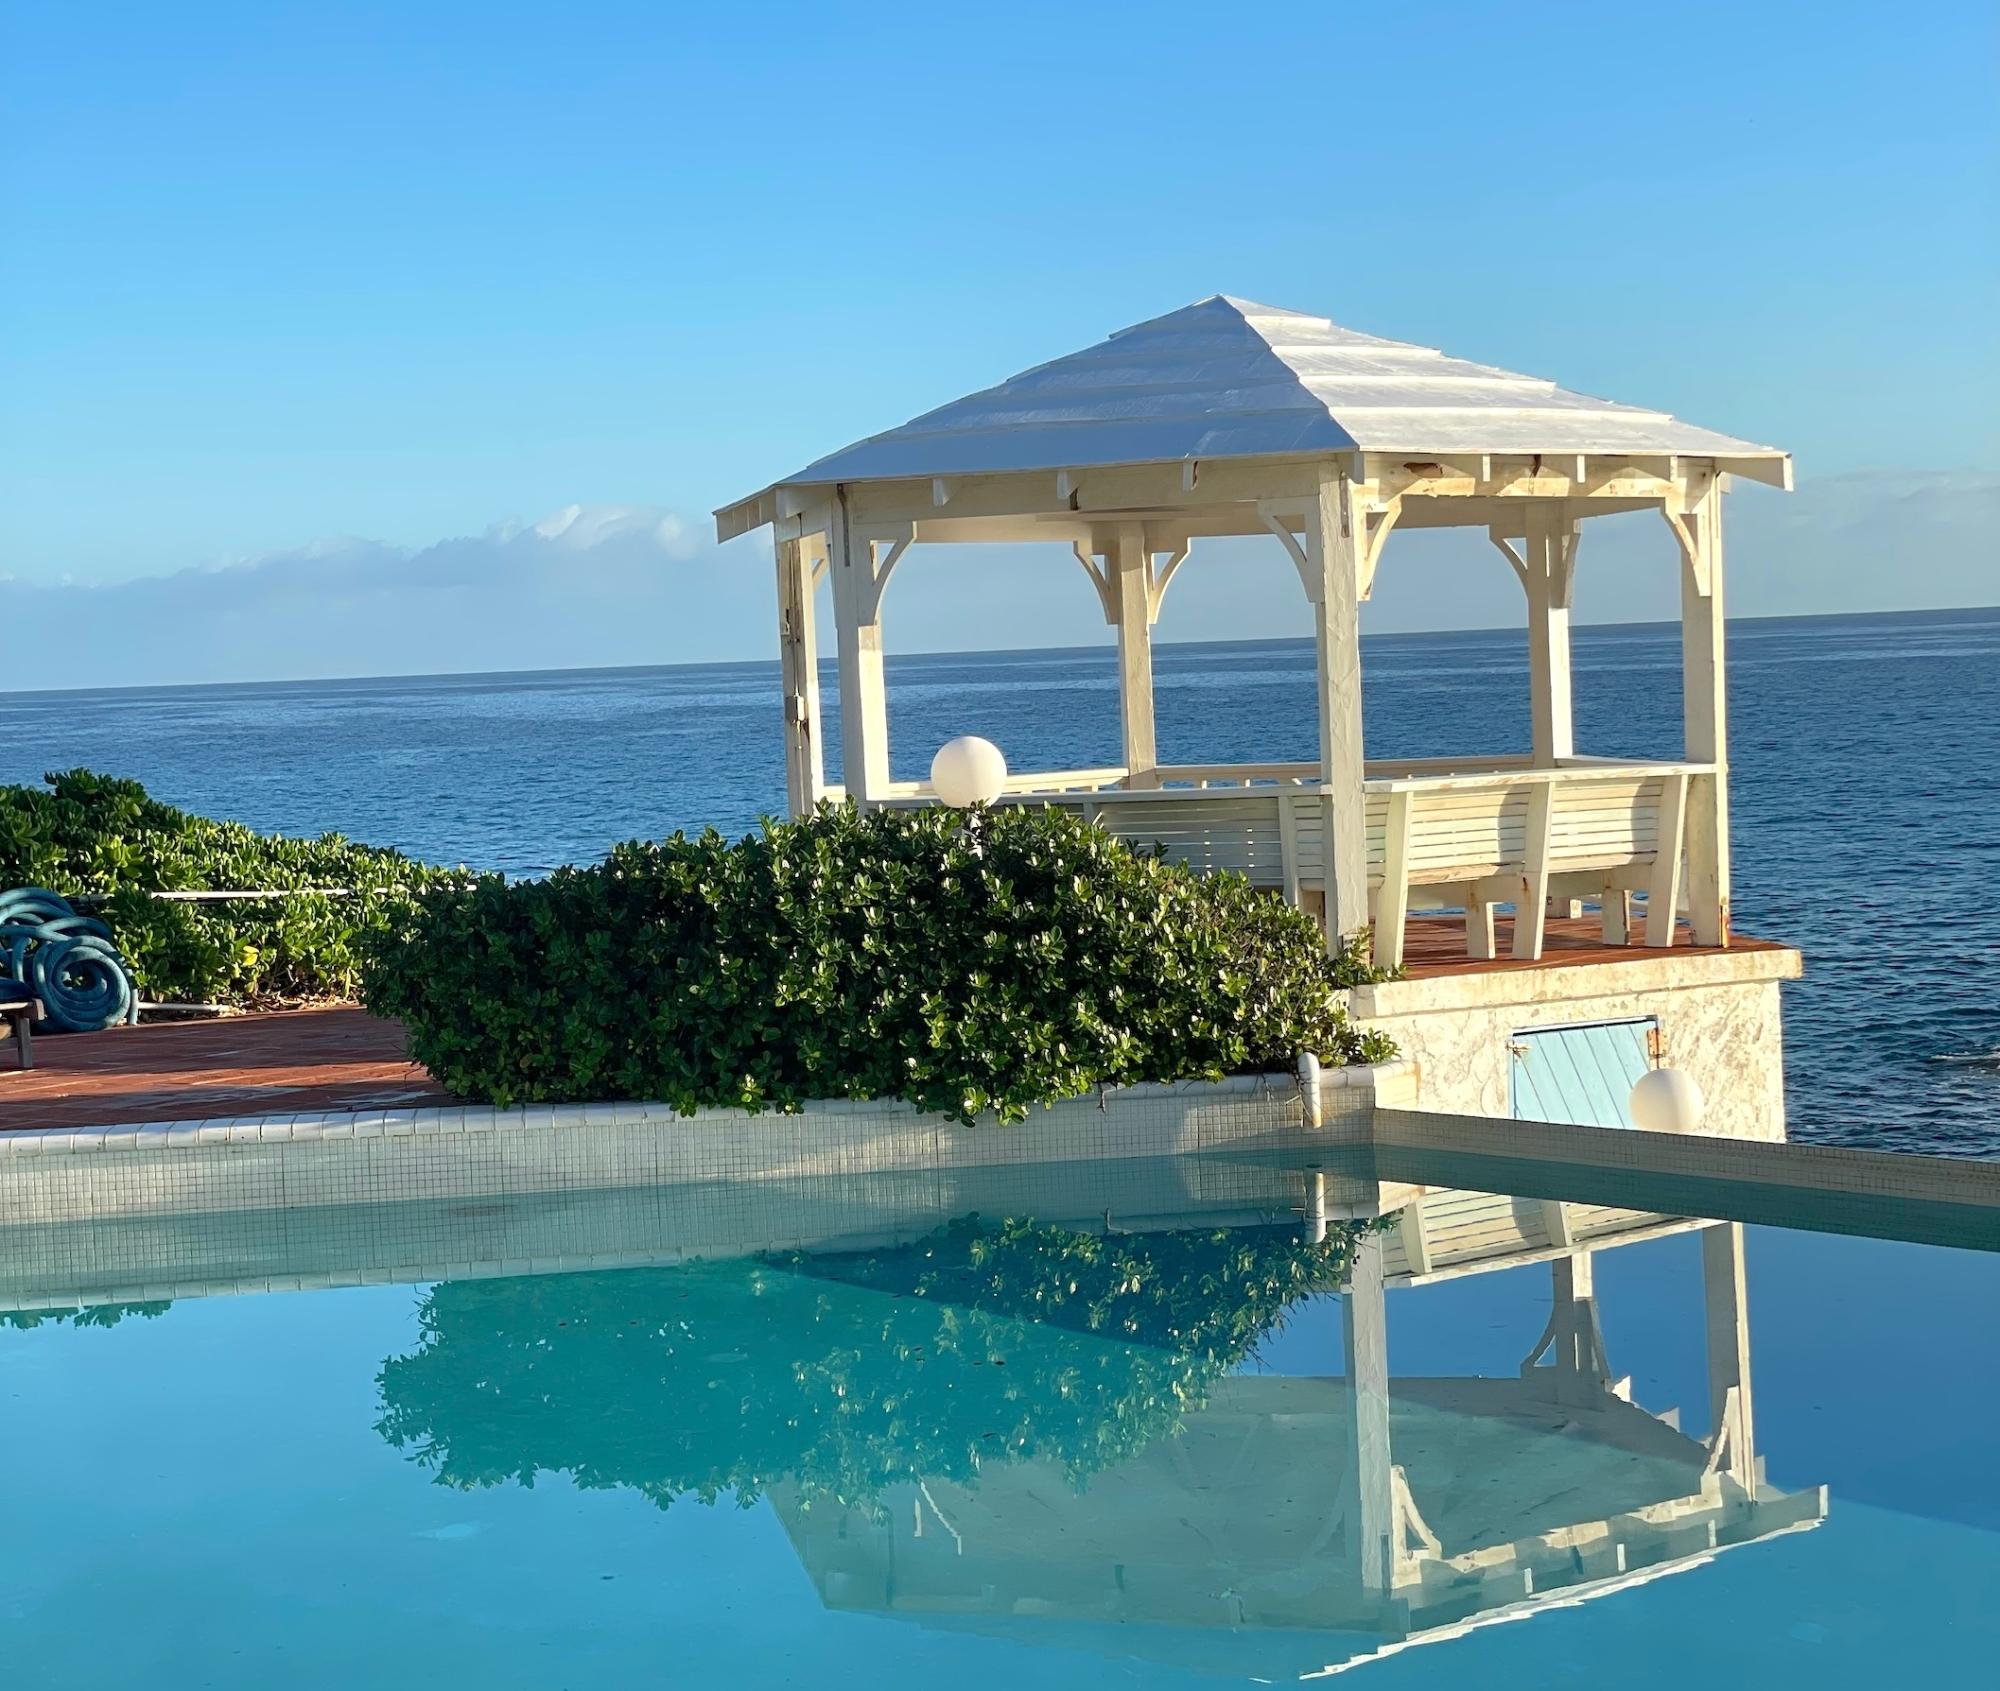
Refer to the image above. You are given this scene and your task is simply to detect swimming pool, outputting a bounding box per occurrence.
[3,1154,1995,1687]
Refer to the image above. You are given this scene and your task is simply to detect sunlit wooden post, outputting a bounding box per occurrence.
[774,532,825,817]
[1524,500,1577,767]
[1523,501,1582,924]
[1110,521,1159,788]
[1679,478,1731,946]
[1310,465,1369,947]
[828,493,891,809]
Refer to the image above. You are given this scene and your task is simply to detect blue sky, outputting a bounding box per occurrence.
[1,0,1994,683]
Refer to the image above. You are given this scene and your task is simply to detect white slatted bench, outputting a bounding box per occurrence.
[878,756,1704,968]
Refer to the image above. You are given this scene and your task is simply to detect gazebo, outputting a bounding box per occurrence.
[716,297,1790,968]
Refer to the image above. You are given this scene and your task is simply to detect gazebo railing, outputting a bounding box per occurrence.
[867,756,1709,968]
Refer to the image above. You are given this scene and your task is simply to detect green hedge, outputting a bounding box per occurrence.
[363,802,1394,1121]
[0,769,443,1006]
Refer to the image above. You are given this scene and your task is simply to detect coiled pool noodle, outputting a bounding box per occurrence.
[0,887,138,1032]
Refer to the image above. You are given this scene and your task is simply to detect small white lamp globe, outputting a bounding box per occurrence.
[1629,1067,1705,1134]
[930,736,1008,808]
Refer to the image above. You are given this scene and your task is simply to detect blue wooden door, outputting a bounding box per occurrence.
[1509,1018,1657,1127]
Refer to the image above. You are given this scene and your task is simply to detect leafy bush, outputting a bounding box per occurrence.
[363,801,1394,1120]
[376,1215,1370,1514]
[0,1300,172,1331]
[0,769,442,1006]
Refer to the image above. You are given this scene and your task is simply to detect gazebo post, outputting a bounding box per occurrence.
[1525,501,1581,921]
[1524,501,1577,766]
[1110,522,1159,788]
[1341,1228,1394,1596]
[1700,1222,1757,1488]
[1678,480,1731,945]
[774,532,825,818]
[828,498,892,809]
[1310,468,1370,946]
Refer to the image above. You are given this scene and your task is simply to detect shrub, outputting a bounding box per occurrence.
[363,801,1395,1120]
[0,769,443,1005]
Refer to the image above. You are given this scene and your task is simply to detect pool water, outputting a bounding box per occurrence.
[3,1175,1996,1687]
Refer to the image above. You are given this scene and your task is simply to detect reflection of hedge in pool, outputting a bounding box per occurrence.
[375,1216,1368,1513]
[0,1300,171,1331]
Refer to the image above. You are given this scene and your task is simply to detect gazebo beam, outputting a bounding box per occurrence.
[841,458,1325,528]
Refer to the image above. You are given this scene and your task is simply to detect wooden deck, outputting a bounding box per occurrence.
[0,1006,445,1133]
[1398,913,1787,978]
[0,920,1781,1135]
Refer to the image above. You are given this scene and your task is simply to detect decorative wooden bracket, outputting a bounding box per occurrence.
[838,524,913,624]
[1357,497,1403,602]
[1662,472,1721,597]
[1259,504,1318,601]
[1071,541,1117,624]
[1073,536,1193,625]
[1488,527,1529,589]
[1261,489,1399,603]
[1555,517,1581,607]
[1491,513,1582,607]
[1389,1464,1444,1579]
[1702,1383,1748,1484]
[1147,542,1190,622]
[1661,505,1715,597]
[1517,1271,1612,1387]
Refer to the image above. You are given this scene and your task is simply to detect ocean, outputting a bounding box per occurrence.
[3,607,1995,1156]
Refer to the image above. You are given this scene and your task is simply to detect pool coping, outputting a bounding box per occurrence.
[0,1060,1401,1158]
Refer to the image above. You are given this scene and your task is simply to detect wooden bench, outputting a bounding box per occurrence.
[3,993,39,1071]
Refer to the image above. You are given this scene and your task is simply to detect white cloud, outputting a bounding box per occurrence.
[1,470,1992,692]
[1,506,775,689]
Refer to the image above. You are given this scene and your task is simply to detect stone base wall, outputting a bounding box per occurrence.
[1348,947,1803,1143]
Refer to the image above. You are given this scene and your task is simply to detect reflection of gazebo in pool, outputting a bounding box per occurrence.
[773,1223,1824,1676]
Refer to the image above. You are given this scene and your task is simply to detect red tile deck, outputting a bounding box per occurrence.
[0,919,1788,1135]
[0,1006,445,1133]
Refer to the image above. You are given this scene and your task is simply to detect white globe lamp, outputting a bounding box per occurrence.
[930,736,1008,808]
[1629,1067,1705,1134]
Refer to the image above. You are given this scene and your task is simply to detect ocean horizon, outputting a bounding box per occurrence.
[5,602,1992,701]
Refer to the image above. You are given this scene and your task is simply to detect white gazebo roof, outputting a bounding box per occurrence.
[719,294,1787,532]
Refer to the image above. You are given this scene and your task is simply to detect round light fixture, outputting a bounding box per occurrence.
[1629,1067,1705,1134]
[930,736,1008,808]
